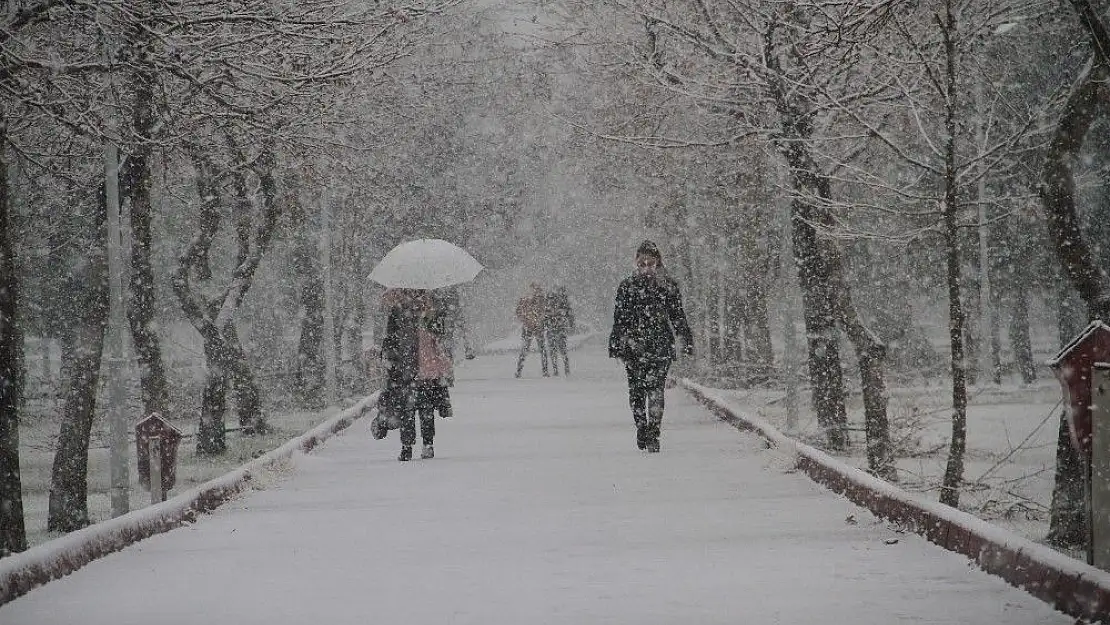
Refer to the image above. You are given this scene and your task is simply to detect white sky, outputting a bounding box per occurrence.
[0,345,1074,624]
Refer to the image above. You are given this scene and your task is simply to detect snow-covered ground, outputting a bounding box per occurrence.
[727,372,1067,548]
[1,345,1073,624]
[479,325,598,354]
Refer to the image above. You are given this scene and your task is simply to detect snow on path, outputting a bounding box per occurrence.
[0,345,1072,624]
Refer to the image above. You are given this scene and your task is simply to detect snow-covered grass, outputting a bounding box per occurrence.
[681,379,1110,623]
[17,400,368,550]
[718,375,1067,550]
[2,394,378,605]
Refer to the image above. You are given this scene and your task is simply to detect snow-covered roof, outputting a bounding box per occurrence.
[134,412,183,436]
[1045,320,1110,366]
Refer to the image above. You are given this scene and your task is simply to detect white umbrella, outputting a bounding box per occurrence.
[368,238,483,290]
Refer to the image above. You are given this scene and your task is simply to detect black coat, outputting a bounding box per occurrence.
[545,291,574,335]
[380,302,452,418]
[381,304,420,388]
[381,302,451,387]
[608,271,694,362]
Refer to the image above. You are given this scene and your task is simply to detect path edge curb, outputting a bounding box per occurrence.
[680,378,1110,624]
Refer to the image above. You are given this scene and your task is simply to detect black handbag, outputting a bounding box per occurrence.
[371,385,405,439]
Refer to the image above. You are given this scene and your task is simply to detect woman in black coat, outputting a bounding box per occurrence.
[608,240,694,452]
[377,289,452,461]
[376,289,420,459]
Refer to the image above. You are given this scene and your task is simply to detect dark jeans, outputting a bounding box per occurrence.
[548,330,569,375]
[515,326,549,377]
[624,359,671,437]
[417,383,451,420]
[401,382,449,446]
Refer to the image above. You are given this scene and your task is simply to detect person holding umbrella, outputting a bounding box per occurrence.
[368,239,483,461]
[608,240,694,453]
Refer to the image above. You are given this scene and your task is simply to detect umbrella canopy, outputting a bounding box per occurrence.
[368,238,483,290]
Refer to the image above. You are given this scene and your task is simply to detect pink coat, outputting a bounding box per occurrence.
[417,327,452,380]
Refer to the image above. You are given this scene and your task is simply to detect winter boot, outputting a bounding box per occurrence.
[635,425,648,450]
[398,445,413,462]
[645,424,661,453]
[421,444,435,459]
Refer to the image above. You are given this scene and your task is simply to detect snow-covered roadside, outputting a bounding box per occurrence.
[680,378,1110,624]
[0,393,379,606]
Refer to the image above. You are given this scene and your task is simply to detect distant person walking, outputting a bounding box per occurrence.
[515,282,550,378]
[545,285,575,376]
[608,240,694,453]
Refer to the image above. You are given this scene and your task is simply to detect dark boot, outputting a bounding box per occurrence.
[398,445,413,461]
[635,424,648,450]
[645,424,661,453]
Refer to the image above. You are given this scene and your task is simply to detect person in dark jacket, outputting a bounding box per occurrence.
[609,240,694,452]
[545,285,575,376]
[377,289,420,460]
[379,288,455,461]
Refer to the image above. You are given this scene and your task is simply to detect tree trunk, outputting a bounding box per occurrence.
[291,190,325,408]
[707,259,723,364]
[1048,413,1088,547]
[0,124,27,555]
[989,282,1003,385]
[295,261,326,408]
[48,185,109,533]
[793,206,848,450]
[1009,280,1036,384]
[224,323,266,433]
[175,144,281,453]
[122,57,169,419]
[939,1,968,508]
[765,41,849,449]
[197,339,230,456]
[745,257,775,386]
[829,262,896,481]
[722,282,745,370]
[1038,55,1110,320]
[678,201,699,363]
[1037,41,1110,540]
[223,147,267,434]
[963,261,981,387]
[1057,271,1085,347]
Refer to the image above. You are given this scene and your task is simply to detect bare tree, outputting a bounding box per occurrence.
[174,140,281,454]
[1039,0,1110,548]
[47,178,109,532]
[817,0,1049,504]
[2,0,115,542]
[0,115,27,555]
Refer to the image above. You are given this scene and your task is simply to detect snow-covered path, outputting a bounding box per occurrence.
[1,343,1072,624]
